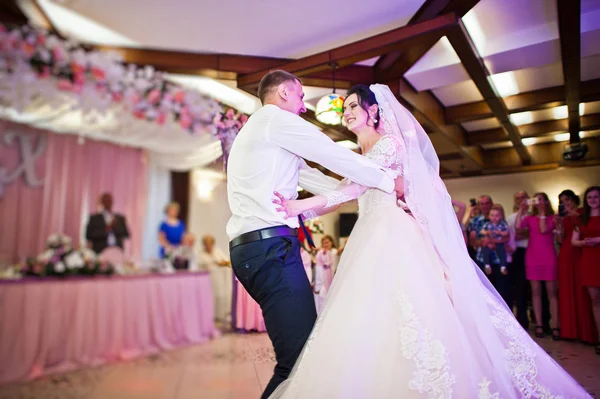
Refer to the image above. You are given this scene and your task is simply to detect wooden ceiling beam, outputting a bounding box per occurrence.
[0,1,28,26]
[444,160,600,179]
[446,20,531,164]
[237,13,459,88]
[468,113,600,145]
[483,139,600,170]
[446,79,600,124]
[557,0,581,143]
[93,46,375,89]
[375,0,480,82]
[94,47,286,75]
[237,85,352,142]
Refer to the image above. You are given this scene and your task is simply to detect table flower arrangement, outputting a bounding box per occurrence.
[21,234,115,277]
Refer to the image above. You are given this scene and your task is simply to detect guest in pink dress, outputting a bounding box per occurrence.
[300,247,313,283]
[519,192,559,339]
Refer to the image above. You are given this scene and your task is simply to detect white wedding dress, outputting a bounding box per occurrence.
[270,135,590,398]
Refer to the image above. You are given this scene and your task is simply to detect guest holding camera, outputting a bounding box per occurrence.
[519,193,559,339]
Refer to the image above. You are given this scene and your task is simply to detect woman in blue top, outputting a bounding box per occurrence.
[159,202,186,258]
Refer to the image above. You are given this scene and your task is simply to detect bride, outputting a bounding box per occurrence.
[270,84,590,398]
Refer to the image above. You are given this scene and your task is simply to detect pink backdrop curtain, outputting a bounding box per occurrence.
[0,121,148,263]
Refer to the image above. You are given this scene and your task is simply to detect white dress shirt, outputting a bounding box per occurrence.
[507,212,529,248]
[103,211,117,247]
[226,104,396,240]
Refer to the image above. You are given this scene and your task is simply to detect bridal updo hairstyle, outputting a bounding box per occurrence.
[344,85,380,129]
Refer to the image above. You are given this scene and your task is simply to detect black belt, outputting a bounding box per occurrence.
[229,226,298,250]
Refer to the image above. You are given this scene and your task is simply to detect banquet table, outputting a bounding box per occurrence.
[0,271,217,384]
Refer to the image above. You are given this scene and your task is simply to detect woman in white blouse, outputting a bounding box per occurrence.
[199,235,232,323]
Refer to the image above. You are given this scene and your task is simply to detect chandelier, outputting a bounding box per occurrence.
[315,63,344,125]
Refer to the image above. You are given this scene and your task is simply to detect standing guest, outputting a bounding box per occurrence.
[507,191,531,329]
[572,186,600,354]
[469,195,510,306]
[556,189,583,340]
[170,232,199,271]
[199,234,232,324]
[158,202,186,259]
[519,192,559,339]
[300,246,313,283]
[314,235,338,292]
[452,199,468,245]
[85,192,130,254]
[465,200,481,261]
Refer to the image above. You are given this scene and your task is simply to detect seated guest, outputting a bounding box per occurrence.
[86,192,130,254]
[159,202,186,258]
[199,235,232,323]
[170,232,199,271]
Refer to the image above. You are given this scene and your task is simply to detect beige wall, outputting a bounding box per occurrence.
[188,178,231,255]
[188,166,600,250]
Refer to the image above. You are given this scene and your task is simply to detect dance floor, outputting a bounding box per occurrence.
[0,329,598,399]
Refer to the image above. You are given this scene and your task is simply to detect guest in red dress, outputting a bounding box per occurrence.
[556,190,582,339]
[572,186,600,354]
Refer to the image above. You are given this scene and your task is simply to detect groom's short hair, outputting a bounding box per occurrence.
[258,70,301,104]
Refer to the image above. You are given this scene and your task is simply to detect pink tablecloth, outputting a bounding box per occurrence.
[233,279,266,332]
[0,272,217,384]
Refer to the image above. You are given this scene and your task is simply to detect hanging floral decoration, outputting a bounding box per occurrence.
[0,23,247,163]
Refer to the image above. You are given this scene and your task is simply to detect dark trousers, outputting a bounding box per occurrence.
[509,247,529,328]
[230,235,317,399]
[478,261,511,307]
[482,243,508,267]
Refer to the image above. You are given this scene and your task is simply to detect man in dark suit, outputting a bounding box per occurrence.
[85,193,130,254]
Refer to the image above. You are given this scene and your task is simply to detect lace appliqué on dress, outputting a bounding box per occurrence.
[396,291,455,398]
[358,135,404,218]
[301,209,318,220]
[323,190,355,208]
[483,290,566,399]
[478,378,501,399]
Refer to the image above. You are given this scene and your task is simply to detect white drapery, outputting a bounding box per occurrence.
[0,103,224,171]
[141,156,172,261]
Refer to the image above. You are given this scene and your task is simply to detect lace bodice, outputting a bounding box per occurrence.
[358,135,404,218]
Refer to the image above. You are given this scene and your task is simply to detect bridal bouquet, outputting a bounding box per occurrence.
[21,233,115,277]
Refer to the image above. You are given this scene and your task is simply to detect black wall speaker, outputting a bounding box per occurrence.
[339,213,358,237]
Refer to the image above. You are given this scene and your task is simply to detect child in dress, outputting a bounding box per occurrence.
[480,204,509,276]
[313,235,338,314]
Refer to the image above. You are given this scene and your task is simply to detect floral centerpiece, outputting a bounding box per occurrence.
[21,233,115,277]
[306,218,325,235]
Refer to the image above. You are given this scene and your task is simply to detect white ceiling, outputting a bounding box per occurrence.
[19,0,600,151]
[36,0,425,58]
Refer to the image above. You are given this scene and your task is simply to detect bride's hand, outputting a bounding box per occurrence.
[273,191,308,219]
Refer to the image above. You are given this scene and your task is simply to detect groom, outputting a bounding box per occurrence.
[226,70,398,398]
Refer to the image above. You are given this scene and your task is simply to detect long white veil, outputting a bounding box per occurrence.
[371,83,522,389]
[370,83,510,311]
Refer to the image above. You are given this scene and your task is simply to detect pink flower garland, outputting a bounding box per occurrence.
[0,23,248,165]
